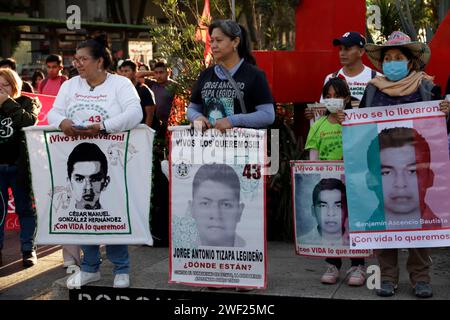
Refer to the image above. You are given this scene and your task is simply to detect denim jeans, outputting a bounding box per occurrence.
[0,164,36,252]
[81,245,129,274]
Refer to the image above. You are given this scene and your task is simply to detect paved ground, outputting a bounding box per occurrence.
[2,230,450,300]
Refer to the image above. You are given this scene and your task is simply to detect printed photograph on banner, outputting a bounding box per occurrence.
[307,103,327,125]
[44,131,132,235]
[342,101,450,249]
[170,128,266,289]
[291,161,371,258]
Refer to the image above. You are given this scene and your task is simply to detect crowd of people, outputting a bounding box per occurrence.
[0,19,449,299]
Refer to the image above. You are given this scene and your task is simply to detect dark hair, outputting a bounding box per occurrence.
[312,178,347,234]
[154,61,169,70]
[67,143,108,178]
[192,164,240,200]
[322,77,352,111]
[0,58,17,71]
[138,63,150,71]
[46,54,63,65]
[366,127,434,210]
[209,19,256,65]
[120,59,137,72]
[76,34,113,70]
[381,46,421,72]
[367,127,431,172]
[31,70,45,88]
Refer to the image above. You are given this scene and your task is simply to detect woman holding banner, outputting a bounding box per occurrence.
[48,34,142,289]
[354,31,442,298]
[0,68,41,268]
[187,19,275,131]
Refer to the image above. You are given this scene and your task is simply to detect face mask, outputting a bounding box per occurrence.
[382,60,409,81]
[323,98,344,113]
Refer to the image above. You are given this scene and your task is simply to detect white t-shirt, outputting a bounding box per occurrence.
[320,65,381,102]
[48,73,142,133]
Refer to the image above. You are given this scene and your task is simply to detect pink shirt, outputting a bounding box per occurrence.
[39,76,67,96]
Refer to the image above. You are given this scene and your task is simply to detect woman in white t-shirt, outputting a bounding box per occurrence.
[48,35,142,289]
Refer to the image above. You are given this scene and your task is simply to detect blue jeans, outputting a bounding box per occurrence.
[0,165,36,252]
[81,245,129,274]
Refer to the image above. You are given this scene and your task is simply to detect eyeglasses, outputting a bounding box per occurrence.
[72,56,93,67]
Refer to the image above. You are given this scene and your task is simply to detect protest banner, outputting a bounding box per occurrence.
[169,128,266,289]
[306,103,327,125]
[342,101,450,249]
[24,125,154,245]
[291,160,371,258]
[22,92,56,125]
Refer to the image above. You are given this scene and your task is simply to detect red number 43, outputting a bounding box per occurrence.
[88,116,102,123]
[242,164,261,180]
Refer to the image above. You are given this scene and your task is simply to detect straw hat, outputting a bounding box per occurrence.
[365,31,430,70]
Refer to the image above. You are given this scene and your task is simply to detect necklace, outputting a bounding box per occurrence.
[87,73,108,91]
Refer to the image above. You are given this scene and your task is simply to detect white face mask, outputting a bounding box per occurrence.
[323,98,344,113]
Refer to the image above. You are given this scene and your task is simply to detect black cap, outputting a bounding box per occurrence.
[333,31,366,48]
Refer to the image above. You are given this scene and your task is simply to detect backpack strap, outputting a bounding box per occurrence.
[218,64,247,114]
[371,69,377,79]
[364,84,377,108]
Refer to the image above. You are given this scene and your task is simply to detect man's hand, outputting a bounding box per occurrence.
[304,108,314,120]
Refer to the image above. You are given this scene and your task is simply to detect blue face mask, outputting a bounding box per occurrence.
[382,60,409,81]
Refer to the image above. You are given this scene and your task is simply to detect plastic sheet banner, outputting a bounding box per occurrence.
[342,101,450,249]
[291,160,371,258]
[24,125,154,245]
[169,128,267,289]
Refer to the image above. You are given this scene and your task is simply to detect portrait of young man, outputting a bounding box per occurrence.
[365,127,442,230]
[300,178,348,245]
[66,142,110,210]
[189,163,245,247]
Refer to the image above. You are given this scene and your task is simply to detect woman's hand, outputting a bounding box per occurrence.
[214,118,233,133]
[192,115,212,131]
[439,99,450,115]
[59,119,78,136]
[79,123,101,137]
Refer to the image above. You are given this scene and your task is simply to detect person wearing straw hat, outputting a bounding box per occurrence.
[355,31,443,299]
[360,31,441,108]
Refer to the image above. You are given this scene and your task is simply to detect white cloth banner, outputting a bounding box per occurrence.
[24,125,154,245]
[169,128,267,289]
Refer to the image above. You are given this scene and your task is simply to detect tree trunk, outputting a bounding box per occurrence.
[395,0,417,40]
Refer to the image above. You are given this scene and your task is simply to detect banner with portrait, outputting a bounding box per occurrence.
[291,161,371,258]
[24,125,154,245]
[169,128,267,289]
[343,101,450,249]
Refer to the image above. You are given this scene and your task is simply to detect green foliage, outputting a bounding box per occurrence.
[148,0,207,102]
[367,0,440,42]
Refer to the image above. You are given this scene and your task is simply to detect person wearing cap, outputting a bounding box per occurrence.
[355,31,442,299]
[324,32,380,102]
[305,32,380,121]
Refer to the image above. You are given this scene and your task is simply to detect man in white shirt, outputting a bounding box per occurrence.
[306,31,379,121]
